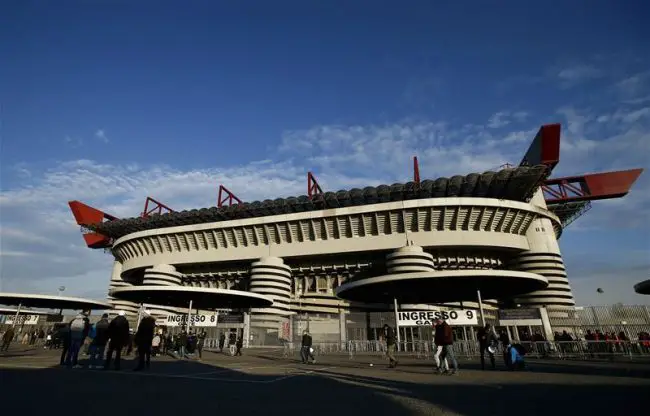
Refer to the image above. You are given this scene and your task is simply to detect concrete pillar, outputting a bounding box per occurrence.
[538,307,555,341]
[511,189,575,308]
[249,257,292,330]
[339,309,347,346]
[243,311,251,348]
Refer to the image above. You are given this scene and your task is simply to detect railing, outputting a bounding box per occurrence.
[206,339,650,361]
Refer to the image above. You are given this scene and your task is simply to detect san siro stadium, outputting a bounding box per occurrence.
[69,124,644,345]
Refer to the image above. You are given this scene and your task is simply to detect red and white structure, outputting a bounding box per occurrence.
[68,124,643,330]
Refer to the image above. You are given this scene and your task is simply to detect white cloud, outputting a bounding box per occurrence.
[1,79,649,304]
[553,64,604,88]
[487,111,529,129]
[95,129,108,143]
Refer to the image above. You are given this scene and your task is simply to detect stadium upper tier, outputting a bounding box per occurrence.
[89,164,549,239]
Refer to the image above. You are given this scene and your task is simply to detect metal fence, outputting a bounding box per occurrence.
[238,340,650,362]
[286,305,650,345]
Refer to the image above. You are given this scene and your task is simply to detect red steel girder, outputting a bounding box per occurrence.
[308,171,324,200]
[68,200,118,249]
[543,168,644,204]
[141,196,174,217]
[68,200,118,225]
[519,123,561,173]
[217,185,242,208]
[413,156,421,185]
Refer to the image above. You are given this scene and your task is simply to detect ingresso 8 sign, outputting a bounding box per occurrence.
[397,310,478,327]
[164,314,218,327]
[4,315,40,325]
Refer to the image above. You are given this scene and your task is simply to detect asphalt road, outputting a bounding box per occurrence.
[1,347,648,416]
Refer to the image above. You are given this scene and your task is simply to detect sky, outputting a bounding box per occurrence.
[0,1,649,306]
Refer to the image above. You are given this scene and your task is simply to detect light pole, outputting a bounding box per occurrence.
[296,282,304,337]
[57,286,66,315]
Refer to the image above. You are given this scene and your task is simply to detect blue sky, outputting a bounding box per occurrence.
[0,1,649,305]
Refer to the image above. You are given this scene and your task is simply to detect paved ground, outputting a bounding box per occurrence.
[1,347,648,416]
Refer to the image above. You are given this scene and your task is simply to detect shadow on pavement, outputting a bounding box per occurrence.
[250,351,650,380]
[1,349,648,416]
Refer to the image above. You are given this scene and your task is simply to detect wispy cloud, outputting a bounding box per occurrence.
[553,64,604,87]
[64,136,83,147]
[487,111,528,129]
[95,129,108,143]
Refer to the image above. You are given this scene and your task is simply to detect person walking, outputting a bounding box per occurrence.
[178,330,188,359]
[1,326,14,352]
[432,322,448,373]
[57,324,71,365]
[382,324,398,368]
[228,331,237,356]
[435,318,458,375]
[235,333,243,356]
[66,311,90,368]
[134,310,156,371]
[196,330,206,359]
[88,313,110,369]
[300,330,315,364]
[104,311,130,371]
[477,323,499,370]
[218,333,226,353]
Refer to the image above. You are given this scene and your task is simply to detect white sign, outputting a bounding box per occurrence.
[4,315,40,326]
[164,313,218,327]
[397,310,478,327]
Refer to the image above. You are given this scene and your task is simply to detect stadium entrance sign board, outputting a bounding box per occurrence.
[3,315,40,325]
[498,308,542,326]
[397,310,478,327]
[164,313,218,327]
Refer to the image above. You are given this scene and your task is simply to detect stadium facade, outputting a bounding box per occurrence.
[69,124,643,341]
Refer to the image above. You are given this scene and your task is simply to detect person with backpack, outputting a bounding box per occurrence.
[66,311,90,368]
[88,313,110,369]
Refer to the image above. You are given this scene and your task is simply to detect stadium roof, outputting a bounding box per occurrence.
[88,164,549,239]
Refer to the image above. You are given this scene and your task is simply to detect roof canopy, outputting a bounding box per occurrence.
[0,307,51,315]
[110,286,273,309]
[0,292,112,311]
[634,280,650,295]
[335,270,548,304]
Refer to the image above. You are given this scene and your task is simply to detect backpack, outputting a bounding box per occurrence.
[70,317,86,332]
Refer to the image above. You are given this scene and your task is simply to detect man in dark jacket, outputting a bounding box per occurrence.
[196,330,206,359]
[477,323,498,370]
[57,324,70,365]
[88,313,110,369]
[300,330,315,364]
[134,310,156,371]
[382,324,398,368]
[218,333,226,353]
[434,318,458,375]
[104,311,130,370]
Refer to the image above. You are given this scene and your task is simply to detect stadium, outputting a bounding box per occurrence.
[68,123,643,344]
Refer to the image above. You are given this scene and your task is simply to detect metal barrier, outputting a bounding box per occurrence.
[218,339,650,362]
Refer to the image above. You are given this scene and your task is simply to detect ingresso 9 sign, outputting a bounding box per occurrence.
[164,314,218,327]
[397,310,478,327]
